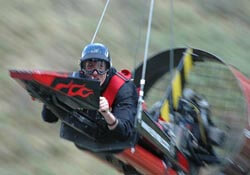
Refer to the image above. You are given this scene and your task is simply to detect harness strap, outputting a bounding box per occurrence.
[102,69,132,107]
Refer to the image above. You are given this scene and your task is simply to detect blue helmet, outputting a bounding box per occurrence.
[80,43,111,69]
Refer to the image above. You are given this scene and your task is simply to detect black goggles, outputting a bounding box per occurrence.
[82,68,109,75]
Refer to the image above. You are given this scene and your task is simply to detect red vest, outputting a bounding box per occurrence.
[102,69,132,108]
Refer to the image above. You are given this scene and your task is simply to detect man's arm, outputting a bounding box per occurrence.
[100,81,138,140]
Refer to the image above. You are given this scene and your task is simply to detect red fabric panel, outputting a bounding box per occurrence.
[102,70,131,107]
[102,74,126,107]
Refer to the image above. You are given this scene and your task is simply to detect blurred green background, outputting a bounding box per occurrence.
[0,0,250,175]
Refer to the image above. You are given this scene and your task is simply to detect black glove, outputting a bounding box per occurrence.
[41,105,59,123]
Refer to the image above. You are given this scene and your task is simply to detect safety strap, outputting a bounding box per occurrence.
[102,69,132,108]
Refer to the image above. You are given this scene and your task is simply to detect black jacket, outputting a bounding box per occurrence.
[42,67,138,142]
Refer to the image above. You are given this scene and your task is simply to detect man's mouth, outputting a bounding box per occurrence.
[91,76,99,80]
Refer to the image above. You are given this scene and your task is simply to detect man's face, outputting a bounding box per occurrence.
[82,60,108,85]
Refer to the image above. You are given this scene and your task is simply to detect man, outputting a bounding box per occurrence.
[42,43,138,142]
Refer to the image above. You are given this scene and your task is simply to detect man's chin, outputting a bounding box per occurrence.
[89,76,98,80]
[92,77,101,83]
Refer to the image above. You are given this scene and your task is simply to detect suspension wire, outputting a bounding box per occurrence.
[91,0,110,44]
[135,0,155,126]
[153,0,175,121]
[168,0,175,111]
[132,0,149,80]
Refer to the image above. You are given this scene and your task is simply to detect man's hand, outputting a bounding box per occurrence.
[99,96,110,113]
[99,96,118,130]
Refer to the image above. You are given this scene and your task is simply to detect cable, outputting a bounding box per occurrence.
[152,0,175,121]
[91,0,110,44]
[169,0,175,110]
[132,0,149,80]
[136,0,155,125]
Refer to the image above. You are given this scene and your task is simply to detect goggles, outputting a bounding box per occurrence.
[81,60,109,75]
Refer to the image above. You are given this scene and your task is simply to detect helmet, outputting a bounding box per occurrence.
[80,43,111,69]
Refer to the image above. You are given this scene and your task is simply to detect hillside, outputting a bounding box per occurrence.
[0,0,250,175]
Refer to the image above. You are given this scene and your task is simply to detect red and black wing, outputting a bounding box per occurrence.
[9,70,100,110]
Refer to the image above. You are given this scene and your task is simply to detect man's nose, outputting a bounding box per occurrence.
[92,69,98,75]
